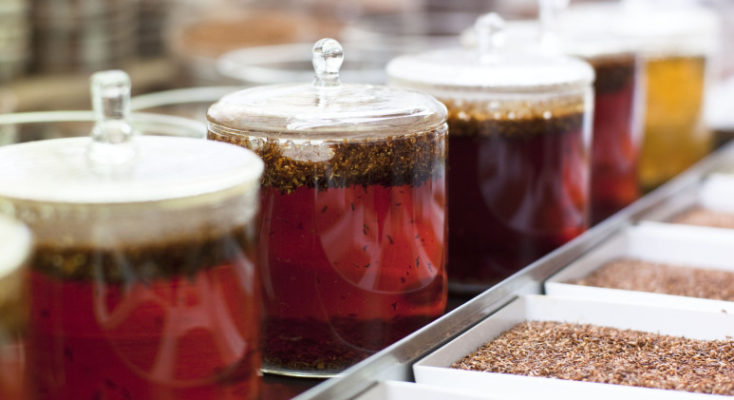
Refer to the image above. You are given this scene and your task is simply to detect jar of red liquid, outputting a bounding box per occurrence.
[545,2,643,223]
[388,14,594,294]
[582,51,641,224]
[0,71,264,400]
[208,39,448,377]
[476,8,643,224]
[0,216,31,400]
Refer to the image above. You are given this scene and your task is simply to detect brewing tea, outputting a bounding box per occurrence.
[0,71,265,400]
[445,98,589,288]
[387,14,594,292]
[208,39,449,375]
[212,129,447,374]
[27,226,260,400]
[640,56,709,190]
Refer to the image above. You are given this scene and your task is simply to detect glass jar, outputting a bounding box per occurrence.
[388,14,594,294]
[0,71,264,400]
[0,215,31,400]
[566,1,718,190]
[550,4,644,223]
[208,39,448,377]
[466,10,643,223]
[583,52,641,223]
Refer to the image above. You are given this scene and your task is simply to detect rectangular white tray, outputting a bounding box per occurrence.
[355,381,495,400]
[414,295,734,400]
[545,223,734,313]
[643,173,734,223]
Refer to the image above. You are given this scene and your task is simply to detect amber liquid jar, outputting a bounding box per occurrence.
[639,55,709,190]
[208,39,449,376]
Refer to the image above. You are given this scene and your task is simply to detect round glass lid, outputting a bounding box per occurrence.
[0,70,263,204]
[460,0,635,59]
[386,13,594,93]
[207,38,447,138]
[562,1,718,55]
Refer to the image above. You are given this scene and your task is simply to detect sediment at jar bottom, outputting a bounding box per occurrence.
[208,127,447,193]
[263,315,437,373]
[445,106,589,291]
[27,224,261,400]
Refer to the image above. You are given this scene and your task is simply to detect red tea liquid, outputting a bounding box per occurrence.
[590,55,640,223]
[448,111,589,292]
[27,232,260,400]
[260,179,447,373]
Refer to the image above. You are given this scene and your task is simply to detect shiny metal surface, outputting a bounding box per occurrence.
[294,143,734,400]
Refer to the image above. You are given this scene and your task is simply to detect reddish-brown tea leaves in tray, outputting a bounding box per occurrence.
[573,258,734,301]
[673,207,734,229]
[453,321,734,395]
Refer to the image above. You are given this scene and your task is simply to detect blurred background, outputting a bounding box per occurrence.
[0,0,732,129]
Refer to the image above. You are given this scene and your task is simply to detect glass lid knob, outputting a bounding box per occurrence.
[87,70,137,171]
[475,13,506,63]
[539,0,569,50]
[312,38,344,88]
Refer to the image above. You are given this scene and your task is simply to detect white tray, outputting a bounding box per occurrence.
[643,173,734,224]
[545,223,734,313]
[414,295,734,400]
[354,381,496,400]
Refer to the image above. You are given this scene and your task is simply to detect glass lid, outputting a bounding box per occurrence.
[217,43,387,86]
[0,70,263,204]
[207,38,447,138]
[460,0,635,59]
[386,13,594,93]
[562,0,718,56]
